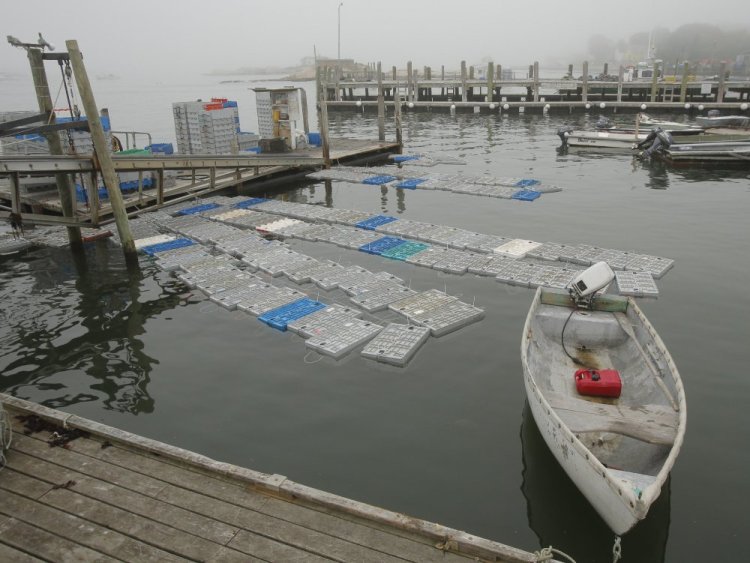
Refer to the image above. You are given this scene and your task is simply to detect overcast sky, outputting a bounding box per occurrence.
[2,0,746,79]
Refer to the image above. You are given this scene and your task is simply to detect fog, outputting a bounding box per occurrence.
[2,0,747,79]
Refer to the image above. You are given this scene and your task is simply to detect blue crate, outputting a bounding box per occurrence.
[359,236,408,255]
[175,203,223,215]
[147,143,174,155]
[380,241,430,260]
[514,178,541,188]
[362,175,397,185]
[243,147,261,153]
[355,215,398,231]
[392,155,420,163]
[394,178,426,189]
[222,100,238,108]
[307,132,322,146]
[141,238,195,255]
[258,298,327,331]
[232,197,267,209]
[511,189,542,202]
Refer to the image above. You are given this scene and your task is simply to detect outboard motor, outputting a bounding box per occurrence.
[637,127,673,158]
[595,115,613,129]
[557,125,575,148]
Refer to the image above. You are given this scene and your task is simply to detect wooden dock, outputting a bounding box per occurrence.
[0,138,400,227]
[0,394,539,562]
[318,59,750,113]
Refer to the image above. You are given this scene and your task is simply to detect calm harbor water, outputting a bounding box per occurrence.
[2,74,750,562]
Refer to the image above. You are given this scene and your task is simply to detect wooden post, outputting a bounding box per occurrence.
[617,65,624,103]
[487,62,494,103]
[533,61,540,102]
[568,64,574,78]
[394,87,403,149]
[377,61,385,141]
[413,70,419,102]
[157,169,165,201]
[650,61,660,102]
[406,61,413,102]
[334,61,341,101]
[89,171,99,225]
[495,64,500,80]
[9,173,21,215]
[582,61,589,103]
[469,66,474,79]
[461,61,467,102]
[717,62,727,103]
[27,48,82,246]
[392,66,397,81]
[318,91,332,168]
[603,62,609,76]
[441,65,445,81]
[137,171,143,203]
[680,62,690,103]
[66,41,138,253]
[209,167,215,191]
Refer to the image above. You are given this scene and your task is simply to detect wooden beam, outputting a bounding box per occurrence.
[67,39,135,255]
[27,48,82,247]
[680,62,690,103]
[582,61,589,103]
[651,61,660,102]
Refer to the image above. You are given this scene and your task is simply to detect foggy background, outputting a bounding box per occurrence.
[2,0,748,80]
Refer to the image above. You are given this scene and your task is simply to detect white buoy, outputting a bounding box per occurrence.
[599,102,606,109]
[684,103,691,110]
[503,103,510,110]
[489,103,496,110]
[585,103,591,110]
[741,103,749,111]
[408,102,414,109]
[450,104,456,113]
[698,104,705,111]
[641,103,647,110]
[544,104,550,110]
[355,100,362,107]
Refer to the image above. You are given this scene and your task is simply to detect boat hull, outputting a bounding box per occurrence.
[520,288,686,535]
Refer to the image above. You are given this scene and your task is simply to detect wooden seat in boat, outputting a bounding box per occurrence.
[545,390,679,445]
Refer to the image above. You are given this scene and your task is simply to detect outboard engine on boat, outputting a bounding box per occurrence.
[557,125,575,147]
[594,115,614,129]
[637,127,673,158]
[567,261,615,308]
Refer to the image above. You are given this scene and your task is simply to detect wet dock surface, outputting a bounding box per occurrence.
[0,394,537,562]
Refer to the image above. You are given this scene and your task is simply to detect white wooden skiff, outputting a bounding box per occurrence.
[520,288,686,535]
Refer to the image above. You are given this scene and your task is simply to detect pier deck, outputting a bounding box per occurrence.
[0,138,400,226]
[0,394,537,562]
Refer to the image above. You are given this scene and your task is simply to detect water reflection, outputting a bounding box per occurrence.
[0,243,189,415]
[520,402,671,563]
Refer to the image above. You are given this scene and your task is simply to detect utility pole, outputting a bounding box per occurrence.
[27,48,82,247]
[66,39,135,255]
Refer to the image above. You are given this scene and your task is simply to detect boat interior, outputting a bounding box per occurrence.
[526,302,681,478]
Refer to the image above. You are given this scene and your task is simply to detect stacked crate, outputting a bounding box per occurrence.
[0,112,111,156]
[172,99,241,155]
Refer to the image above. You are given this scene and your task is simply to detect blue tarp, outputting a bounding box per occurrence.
[359,236,408,255]
[258,298,327,331]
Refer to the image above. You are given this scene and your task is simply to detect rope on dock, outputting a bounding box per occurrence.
[612,535,622,563]
[534,545,577,562]
[0,401,12,471]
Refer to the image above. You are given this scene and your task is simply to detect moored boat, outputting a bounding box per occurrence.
[520,267,686,535]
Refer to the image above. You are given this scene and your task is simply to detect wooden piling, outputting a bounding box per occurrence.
[487,62,494,103]
[27,48,82,247]
[406,61,413,102]
[582,61,589,103]
[650,61,660,102]
[461,61,467,102]
[9,173,21,215]
[66,40,134,254]
[717,62,727,103]
[533,61,540,102]
[394,89,403,149]
[318,91,331,168]
[680,63,690,104]
[377,62,385,141]
[617,65,624,103]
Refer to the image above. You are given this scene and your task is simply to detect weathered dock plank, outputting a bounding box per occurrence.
[1,394,539,562]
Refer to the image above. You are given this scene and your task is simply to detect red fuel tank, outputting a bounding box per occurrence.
[574,369,622,398]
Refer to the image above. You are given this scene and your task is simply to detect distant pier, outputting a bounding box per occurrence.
[318,60,750,113]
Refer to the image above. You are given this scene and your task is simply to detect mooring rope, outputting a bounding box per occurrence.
[534,545,577,563]
[612,535,622,563]
[0,402,13,472]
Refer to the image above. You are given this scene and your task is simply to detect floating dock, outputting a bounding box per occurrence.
[0,394,539,562]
